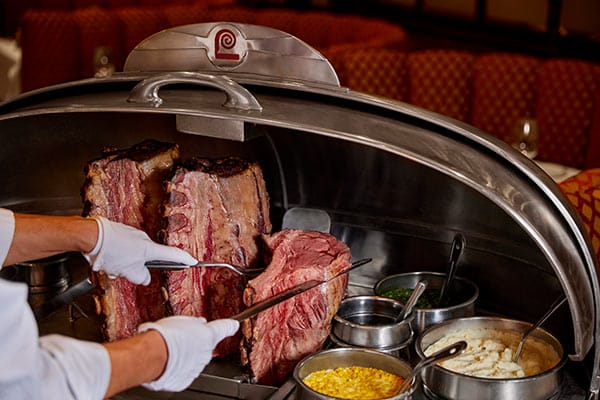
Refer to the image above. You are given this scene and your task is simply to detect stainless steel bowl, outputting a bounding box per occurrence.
[414,316,567,400]
[332,295,414,348]
[293,347,416,399]
[374,272,478,334]
[328,331,412,359]
[10,253,70,293]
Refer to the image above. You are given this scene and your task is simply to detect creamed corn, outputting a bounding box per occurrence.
[303,366,404,399]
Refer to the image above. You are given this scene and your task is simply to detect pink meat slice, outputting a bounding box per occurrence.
[241,229,351,385]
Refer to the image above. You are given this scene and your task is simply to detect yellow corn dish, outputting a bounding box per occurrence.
[303,366,405,399]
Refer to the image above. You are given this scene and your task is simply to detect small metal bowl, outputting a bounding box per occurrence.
[414,316,566,400]
[328,331,413,359]
[293,347,417,399]
[374,272,478,335]
[332,295,414,348]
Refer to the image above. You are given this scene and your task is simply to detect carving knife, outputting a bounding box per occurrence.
[231,258,371,322]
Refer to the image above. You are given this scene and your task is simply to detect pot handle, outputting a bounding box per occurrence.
[32,278,95,320]
[127,72,263,111]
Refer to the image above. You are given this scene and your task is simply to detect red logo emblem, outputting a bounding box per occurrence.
[208,24,246,68]
[214,29,240,61]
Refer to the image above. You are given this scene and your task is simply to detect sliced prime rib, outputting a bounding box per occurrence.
[81,139,179,341]
[240,229,351,385]
[161,156,272,356]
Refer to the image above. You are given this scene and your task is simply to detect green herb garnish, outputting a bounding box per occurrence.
[380,287,443,309]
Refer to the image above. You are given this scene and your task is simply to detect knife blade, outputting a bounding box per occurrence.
[231,258,371,322]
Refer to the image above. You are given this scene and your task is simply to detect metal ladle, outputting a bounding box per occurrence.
[512,294,567,362]
[398,340,467,394]
[438,233,466,307]
[395,280,427,322]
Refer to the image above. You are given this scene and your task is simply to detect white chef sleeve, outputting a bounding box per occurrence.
[39,335,111,400]
[0,208,15,267]
[0,278,111,400]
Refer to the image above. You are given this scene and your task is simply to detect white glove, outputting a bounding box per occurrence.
[138,316,240,392]
[84,216,197,285]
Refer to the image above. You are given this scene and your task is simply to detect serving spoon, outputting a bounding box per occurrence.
[398,340,467,394]
[512,294,567,362]
[438,233,466,307]
[394,280,427,322]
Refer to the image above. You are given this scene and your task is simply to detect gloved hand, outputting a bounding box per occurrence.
[84,216,197,285]
[138,316,240,392]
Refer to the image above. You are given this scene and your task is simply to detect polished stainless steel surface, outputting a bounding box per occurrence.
[123,23,340,87]
[332,295,414,348]
[281,207,331,233]
[328,330,413,359]
[0,21,598,398]
[128,72,263,111]
[293,348,416,399]
[374,272,478,335]
[415,316,567,400]
[12,253,70,292]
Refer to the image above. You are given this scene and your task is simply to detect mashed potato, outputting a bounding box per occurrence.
[424,328,560,378]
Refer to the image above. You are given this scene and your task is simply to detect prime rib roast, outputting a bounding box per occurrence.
[82,139,179,340]
[241,229,351,385]
[81,139,352,382]
[161,156,272,356]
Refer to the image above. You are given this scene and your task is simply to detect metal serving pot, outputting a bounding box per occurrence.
[414,316,567,400]
[3,254,71,293]
[293,347,416,399]
[374,272,478,335]
[331,295,414,348]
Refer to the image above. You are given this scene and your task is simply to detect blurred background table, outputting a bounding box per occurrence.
[535,160,581,183]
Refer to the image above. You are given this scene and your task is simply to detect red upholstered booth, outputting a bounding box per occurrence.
[334,49,600,170]
[560,169,600,274]
[17,4,407,92]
